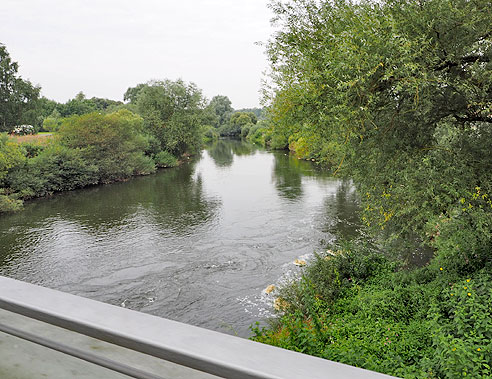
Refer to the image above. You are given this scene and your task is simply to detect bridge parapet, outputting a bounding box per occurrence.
[0,276,396,379]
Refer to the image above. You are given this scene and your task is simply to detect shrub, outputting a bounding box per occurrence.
[7,145,99,197]
[154,150,178,168]
[428,273,492,378]
[240,123,252,138]
[0,133,25,183]
[0,190,23,212]
[201,125,219,143]
[20,143,45,158]
[58,110,149,183]
[129,153,156,175]
[11,125,34,135]
[218,123,241,137]
[246,125,268,145]
[42,117,63,132]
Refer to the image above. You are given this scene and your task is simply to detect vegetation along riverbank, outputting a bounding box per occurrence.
[250,0,492,378]
[2,0,492,376]
[0,43,264,213]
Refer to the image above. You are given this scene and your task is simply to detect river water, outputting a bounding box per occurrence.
[0,139,360,337]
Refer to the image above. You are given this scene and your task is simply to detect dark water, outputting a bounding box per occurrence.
[0,139,360,337]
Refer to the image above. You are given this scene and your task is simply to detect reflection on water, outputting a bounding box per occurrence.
[0,139,361,337]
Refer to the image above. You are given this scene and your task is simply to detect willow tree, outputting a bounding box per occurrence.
[134,79,206,156]
[266,0,492,263]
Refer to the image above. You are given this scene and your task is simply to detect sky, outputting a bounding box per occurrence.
[0,0,275,109]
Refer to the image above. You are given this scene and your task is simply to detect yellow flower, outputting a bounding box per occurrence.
[477,348,481,351]
[452,347,456,351]
[464,286,468,290]
[440,267,443,271]
[468,292,471,296]
[450,293,454,296]
[466,279,470,282]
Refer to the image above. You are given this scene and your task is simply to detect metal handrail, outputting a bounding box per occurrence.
[0,322,160,379]
[0,276,395,379]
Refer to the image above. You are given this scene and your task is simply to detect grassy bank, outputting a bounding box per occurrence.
[252,240,492,378]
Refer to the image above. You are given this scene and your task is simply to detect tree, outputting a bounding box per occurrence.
[266,0,492,249]
[219,111,257,137]
[0,44,40,131]
[124,83,147,104]
[54,92,123,118]
[136,79,206,156]
[207,95,234,128]
[58,110,154,182]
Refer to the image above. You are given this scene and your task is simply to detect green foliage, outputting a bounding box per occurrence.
[429,274,492,378]
[206,95,234,128]
[129,153,157,175]
[154,150,178,168]
[246,122,269,145]
[253,240,492,377]
[219,111,258,137]
[0,133,25,182]
[20,142,44,158]
[58,110,152,182]
[265,0,492,244]
[240,123,252,138]
[255,2,492,375]
[7,144,99,197]
[237,107,265,120]
[135,79,205,156]
[0,44,41,131]
[56,92,123,118]
[123,83,147,104]
[218,123,241,137]
[201,125,219,143]
[0,192,23,212]
[42,109,64,132]
[0,109,162,212]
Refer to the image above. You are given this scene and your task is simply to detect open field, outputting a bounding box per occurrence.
[9,133,53,144]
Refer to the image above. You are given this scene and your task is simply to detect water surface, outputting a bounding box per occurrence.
[0,139,360,337]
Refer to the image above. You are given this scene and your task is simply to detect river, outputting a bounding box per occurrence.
[0,139,360,337]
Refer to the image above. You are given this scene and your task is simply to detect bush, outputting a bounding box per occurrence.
[0,134,23,172]
[154,150,178,168]
[218,123,241,137]
[0,190,23,212]
[428,273,492,378]
[252,239,492,377]
[129,153,156,175]
[240,123,252,138]
[58,110,150,183]
[7,145,99,197]
[142,134,162,157]
[246,125,268,145]
[201,125,219,143]
[11,125,34,135]
[20,143,45,158]
[42,117,63,132]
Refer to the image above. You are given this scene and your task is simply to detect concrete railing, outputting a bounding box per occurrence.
[0,276,395,378]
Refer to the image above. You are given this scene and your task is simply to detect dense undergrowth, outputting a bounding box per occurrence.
[252,240,492,378]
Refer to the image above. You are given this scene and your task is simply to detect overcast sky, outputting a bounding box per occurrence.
[0,0,274,109]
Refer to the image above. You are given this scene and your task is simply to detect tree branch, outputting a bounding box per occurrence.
[435,55,490,71]
[454,114,492,124]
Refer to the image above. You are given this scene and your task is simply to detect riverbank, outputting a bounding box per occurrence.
[252,239,492,378]
[0,140,354,337]
[0,111,185,213]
